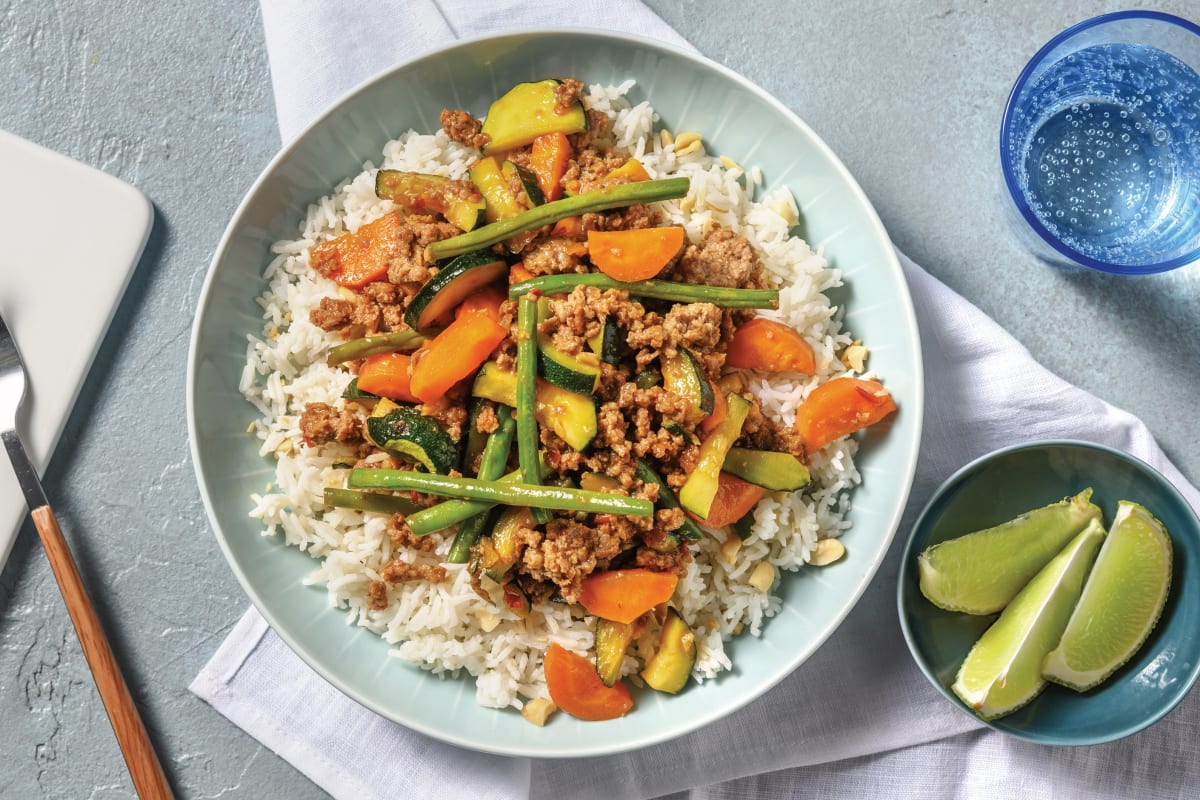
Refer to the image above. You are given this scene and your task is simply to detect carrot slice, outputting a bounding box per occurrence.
[578,568,678,624]
[309,211,403,289]
[794,378,897,452]
[454,284,508,323]
[726,317,815,374]
[698,380,727,436]
[356,353,419,403]
[587,226,686,282]
[530,132,572,202]
[544,643,634,721]
[551,215,584,240]
[696,472,767,529]
[409,313,508,403]
[509,262,534,285]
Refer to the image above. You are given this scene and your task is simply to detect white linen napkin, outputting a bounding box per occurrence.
[191,3,1200,798]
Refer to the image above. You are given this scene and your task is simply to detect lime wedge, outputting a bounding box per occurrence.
[1043,501,1173,692]
[919,489,1102,614]
[952,518,1106,719]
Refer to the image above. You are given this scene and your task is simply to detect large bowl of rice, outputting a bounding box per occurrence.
[188,29,924,757]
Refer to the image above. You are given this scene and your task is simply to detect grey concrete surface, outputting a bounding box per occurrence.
[1,1,1197,798]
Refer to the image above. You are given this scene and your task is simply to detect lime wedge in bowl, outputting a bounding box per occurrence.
[1043,501,1173,692]
[952,518,1106,719]
[919,489,1101,614]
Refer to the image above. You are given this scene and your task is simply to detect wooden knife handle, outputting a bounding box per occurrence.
[31,505,173,800]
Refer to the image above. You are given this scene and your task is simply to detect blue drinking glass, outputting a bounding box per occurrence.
[1001,11,1200,274]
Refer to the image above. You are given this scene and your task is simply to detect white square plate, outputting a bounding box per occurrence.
[0,129,151,567]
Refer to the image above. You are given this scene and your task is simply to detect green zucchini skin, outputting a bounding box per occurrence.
[374,169,486,233]
[536,297,600,395]
[679,393,752,518]
[721,447,811,492]
[471,361,597,451]
[364,405,460,474]
[662,348,714,425]
[587,316,624,365]
[403,250,508,333]
[502,159,546,206]
[595,619,636,687]
[341,377,379,400]
[480,79,589,154]
[641,608,696,694]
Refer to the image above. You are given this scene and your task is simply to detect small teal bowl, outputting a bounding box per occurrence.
[898,440,1200,745]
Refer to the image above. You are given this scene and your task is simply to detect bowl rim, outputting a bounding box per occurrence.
[998,9,1200,275]
[897,437,1200,745]
[188,26,924,756]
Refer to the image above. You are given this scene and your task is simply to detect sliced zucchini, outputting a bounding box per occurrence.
[579,472,622,493]
[469,156,526,223]
[734,509,756,540]
[480,79,588,154]
[722,448,812,492]
[471,361,597,451]
[364,405,460,474]
[641,607,696,694]
[403,249,508,333]
[477,506,535,582]
[595,619,635,687]
[663,421,699,445]
[502,159,545,206]
[679,393,752,518]
[662,348,714,425]
[374,169,486,233]
[633,368,662,390]
[587,316,623,365]
[461,398,491,475]
[537,297,600,395]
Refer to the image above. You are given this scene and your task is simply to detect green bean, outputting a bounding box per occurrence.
[323,488,421,516]
[446,407,514,559]
[406,469,522,535]
[325,330,425,366]
[510,273,779,309]
[348,470,654,516]
[516,295,551,525]
[426,178,690,260]
[636,460,705,542]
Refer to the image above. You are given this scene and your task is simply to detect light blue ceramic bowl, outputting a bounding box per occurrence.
[188,29,923,757]
[899,440,1200,745]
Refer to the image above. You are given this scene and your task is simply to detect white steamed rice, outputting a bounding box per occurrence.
[241,82,864,711]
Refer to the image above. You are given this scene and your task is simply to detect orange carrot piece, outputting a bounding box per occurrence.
[454,284,508,323]
[509,262,534,284]
[530,132,572,201]
[586,226,686,282]
[309,211,403,289]
[544,643,634,721]
[699,380,727,436]
[726,317,815,374]
[699,472,767,529]
[794,378,897,452]
[409,313,508,403]
[356,353,420,403]
[578,568,679,624]
[551,215,584,240]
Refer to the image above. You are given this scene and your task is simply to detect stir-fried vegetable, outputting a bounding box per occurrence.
[697,472,767,529]
[309,211,405,288]
[323,488,421,516]
[408,310,507,404]
[679,393,753,519]
[727,317,816,374]
[516,295,551,525]
[427,178,690,260]
[348,469,655,516]
[635,460,705,542]
[587,226,686,282]
[355,353,419,403]
[577,569,679,624]
[325,330,425,366]
[510,272,779,309]
[529,132,572,201]
[793,377,897,452]
[544,643,634,721]
[447,405,515,563]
